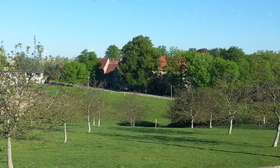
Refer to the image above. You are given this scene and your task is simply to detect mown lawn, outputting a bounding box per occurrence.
[0,86,279,167]
[0,121,279,168]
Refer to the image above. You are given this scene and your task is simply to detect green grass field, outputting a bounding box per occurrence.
[0,88,279,167]
[0,122,279,168]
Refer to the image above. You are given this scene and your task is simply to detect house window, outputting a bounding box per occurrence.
[36,73,41,77]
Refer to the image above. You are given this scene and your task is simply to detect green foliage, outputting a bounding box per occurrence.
[248,52,277,84]
[156,45,169,56]
[104,45,122,59]
[221,46,246,62]
[235,58,251,81]
[43,56,69,81]
[75,49,100,77]
[115,93,147,126]
[211,57,240,84]
[60,61,90,84]
[168,46,184,56]
[184,51,213,87]
[0,42,8,69]
[10,37,45,71]
[209,47,227,58]
[119,35,161,87]
[163,56,188,86]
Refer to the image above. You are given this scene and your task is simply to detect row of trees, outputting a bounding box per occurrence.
[3,35,279,93]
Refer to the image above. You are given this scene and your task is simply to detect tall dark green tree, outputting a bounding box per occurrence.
[75,49,100,77]
[156,45,169,56]
[222,46,246,62]
[211,57,240,84]
[104,45,122,59]
[184,51,213,87]
[163,56,188,87]
[119,35,160,88]
[60,61,89,84]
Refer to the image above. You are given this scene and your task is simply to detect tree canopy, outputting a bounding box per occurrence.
[119,35,161,87]
[60,61,89,84]
[75,49,100,77]
[105,45,122,59]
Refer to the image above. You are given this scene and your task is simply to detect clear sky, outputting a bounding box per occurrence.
[1,0,279,58]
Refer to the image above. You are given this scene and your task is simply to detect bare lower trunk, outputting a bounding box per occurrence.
[92,117,96,126]
[7,135,14,168]
[64,122,67,143]
[87,116,91,133]
[191,118,194,128]
[97,118,101,127]
[263,115,266,125]
[130,116,135,127]
[209,113,213,129]
[155,118,158,128]
[272,120,280,147]
[228,118,233,135]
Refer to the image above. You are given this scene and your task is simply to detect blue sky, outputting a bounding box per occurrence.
[1,0,279,58]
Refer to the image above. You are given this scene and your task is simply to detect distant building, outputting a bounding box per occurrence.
[97,58,123,88]
[1,70,47,85]
[197,48,208,53]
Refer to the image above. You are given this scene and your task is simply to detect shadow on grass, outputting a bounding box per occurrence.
[117,121,157,127]
[113,125,196,135]
[97,127,280,159]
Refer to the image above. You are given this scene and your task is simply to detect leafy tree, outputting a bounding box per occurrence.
[80,89,107,132]
[75,49,100,77]
[195,87,223,128]
[163,56,188,87]
[119,35,160,88]
[156,45,169,56]
[168,88,203,128]
[43,55,69,81]
[60,61,90,84]
[184,51,213,87]
[235,58,251,81]
[222,46,246,62]
[11,37,45,71]
[44,87,79,143]
[215,81,251,135]
[0,74,44,168]
[116,93,147,127]
[104,45,122,59]
[262,81,280,147]
[211,57,239,84]
[0,39,49,168]
[209,47,227,58]
[168,46,184,56]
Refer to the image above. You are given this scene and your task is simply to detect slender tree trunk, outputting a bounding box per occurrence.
[87,115,91,133]
[228,117,233,135]
[191,117,194,129]
[155,118,158,128]
[263,115,266,125]
[63,122,67,143]
[130,117,133,127]
[97,113,101,127]
[272,119,280,147]
[92,117,96,126]
[7,135,14,168]
[209,113,213,129]
[133,121,135,127]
